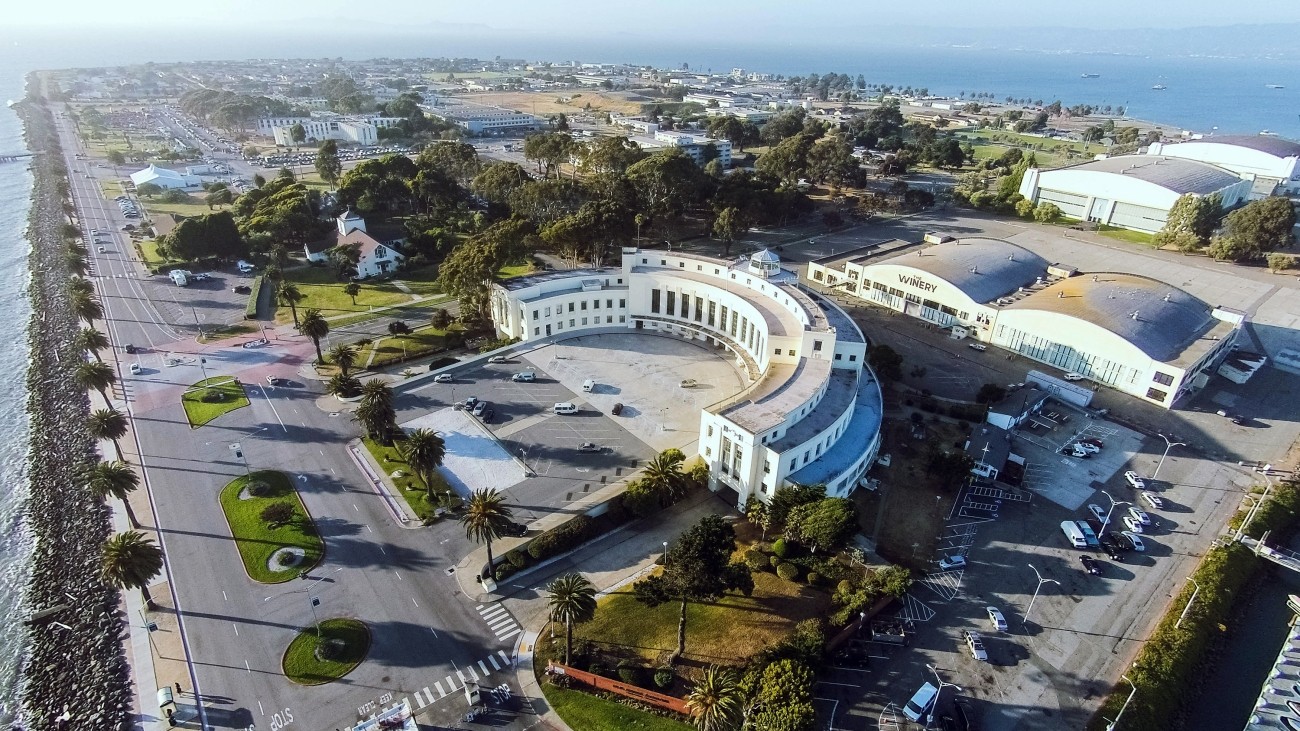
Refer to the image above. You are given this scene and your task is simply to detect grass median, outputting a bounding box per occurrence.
[218,470,323,584]
[361,437,455,522]
[282,618,370,685]
[181,376,249,427]
[540,684,692,731]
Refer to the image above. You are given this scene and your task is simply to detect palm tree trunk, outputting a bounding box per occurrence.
[312,338,323,365]
[289,303,299,327]
[97,387,111,405]
[424,470,435,504]
[91,351,102,363]
[140,585,155,610]
[122,498,139,529]
[674,597,687,663]
[565,616,573,665]
[111,438,124,463]
[485,537,496,581]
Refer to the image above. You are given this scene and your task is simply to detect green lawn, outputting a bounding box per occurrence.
[1097,225,1157,245]
[140,196,217,220]
[577,562,832,666]
[497,263,536,279]
[541,684,693,731]
[361,437,455,522]
[281,618,370,685]
[218,471,324,584]
[363,325,455,368]
[137,239,173,266]
[180,376,250,427]
[276,267,416,323]
[197,323,259,344]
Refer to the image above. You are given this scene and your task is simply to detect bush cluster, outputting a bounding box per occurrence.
[527,515,597,561]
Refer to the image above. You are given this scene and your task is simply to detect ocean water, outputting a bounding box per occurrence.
[0,31,1295,720]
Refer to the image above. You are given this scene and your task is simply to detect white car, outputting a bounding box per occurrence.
[938,555,966,571]
[129,363,142,375]
[1063,372,1086,381]
[97,246,106,253]
[1141,491,1165,510]
[241,338,268,349]
[1124,471,1147,490]
[1128,506,1152,526]
[1123,531,1146,551]
[1073,441,1100,455]
[1088,504,1107,522]
[986,606,1008,632]
[433,373,454,383]
[1123,515,1144,534]
[487,355,508,364]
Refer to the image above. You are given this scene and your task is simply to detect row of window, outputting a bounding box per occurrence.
[647,287,766,360]
[531,315,627,336]
[533,298,627,320]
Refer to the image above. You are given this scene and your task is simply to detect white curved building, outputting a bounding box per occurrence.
[1018,155,1253,233]
[490,248,884,507]
[808,237,1245,408]
[1147,135,1300,196]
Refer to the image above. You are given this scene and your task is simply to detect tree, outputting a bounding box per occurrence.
[926,447,975,486]
[86,460,140,528]
[88,408,129,462]
[546,573,597,665]
[805,133,857,186]
[1268,253,1295,273]
[136,182,163,198]
[1216,196,1297,261]
[205,187,234,209]
[743,496,772,541]
[326,373,362,399]
[768,483,825,532]
[71,290,103,325]
[1032,202,1062,223]
[523,132,575,178]
[1155,193,1220,252]
[626,149,704,239]
[868,343,903,381]
[401,428,447,503]
[747,659,816,731]
[75,327,110,363]
[686,665,743,731]
[75,359,117,404]
[580,136,646,176]
[634,515,754,662]
[315,139,342,186]
[976,383,1008,404]
[343,281,361,305]
[327,343,357,378]
[162,211,246,260]
[642,448,688,507]
[299,308,329,364]
[289,122,306,146]
[430,308,453,330]
[712,206,748,257]
[278,281,304,327]
[461,488,514,582]
[756,133,815,186]
[354,380,397,443]
[784,498,857,554]
[260,502,296,528]
[105,149,125,167]
[102,531,164,609]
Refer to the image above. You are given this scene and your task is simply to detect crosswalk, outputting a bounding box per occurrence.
[476,602,522,643]
[407,650,515,710]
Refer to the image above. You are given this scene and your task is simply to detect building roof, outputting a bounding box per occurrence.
[889,238,1050,304]
[786,371,884,488]
[1196,134,1300,158]
[752,249,780,264]
[1062,156,1243,196]
[1005,273,1214,362]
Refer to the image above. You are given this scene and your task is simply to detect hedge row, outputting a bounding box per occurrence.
[527,515,598,561]
[244,275,264,320]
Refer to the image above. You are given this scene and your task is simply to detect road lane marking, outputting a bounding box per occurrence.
[258,701,263,715]
[498,650,511,665]
[378,545,385,554]
[255,383,287,431]
[367,525,373,533]
[222,591,227,600]
[488,655,501,670]
[353,504,359,511]
[244,660,251,673]
[445,675,456,691]
[498,627,522,641]
[395,571,403,581]
[429,627,438,638]
[456,670,467,684]
[478,660,490,675]
[411,597,418,607]
[232,623,238,636]
[467,666,479,682]
[434,681,446,697]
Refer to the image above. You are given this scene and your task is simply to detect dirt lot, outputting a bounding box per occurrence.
[462,91,645,116]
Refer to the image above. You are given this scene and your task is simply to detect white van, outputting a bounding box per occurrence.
[553,402,579,415]
[1061,520,1088,548]
[582,379,596,393]
[903,682,938,722]
[236,259,255,273]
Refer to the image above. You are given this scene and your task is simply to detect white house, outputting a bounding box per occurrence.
[305,210,405,278]
[130,164,198,190]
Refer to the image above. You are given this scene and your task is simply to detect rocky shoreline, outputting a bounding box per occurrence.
[13,80,131,729]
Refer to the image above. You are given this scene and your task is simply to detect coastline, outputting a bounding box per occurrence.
[12,76,131,729]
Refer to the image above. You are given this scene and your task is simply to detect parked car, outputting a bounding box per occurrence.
[1073,441,1100,455]
[1081,437,1105,448]
[967,343,987,352]
[1128,506,1152,526]
[433,373,454,383]
[611,402,624,416]
[487,355,509,364]
[97,245,106,253]
[986,606,1008,632]
[511,371,536,382]
[128,363,142,375]
[463,396,479,409]
[963,630,988,661]
[938,555,967,571]
[1141,491,1164,510]
[232,285,252,294]
[1087,504,1107,523]
[472,400,490,417]
[577,442,601,453]
[1062,444,1090,458]
[1122,531,1146,551]
[1099,534,1124,561]
[1063,372,1085,381]
[502,521,527,537]
[1080,555,1102,576]
[1123,515,1143,533]
[1124,471,1147,490]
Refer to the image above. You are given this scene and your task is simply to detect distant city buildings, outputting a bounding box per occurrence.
[254,114,405,146]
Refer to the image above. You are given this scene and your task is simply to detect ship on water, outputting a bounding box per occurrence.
[1266,84,1285,89]
[1152,84,1167,90]
[1080,73,1100,78]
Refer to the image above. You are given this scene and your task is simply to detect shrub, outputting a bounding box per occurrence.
[388,320,412,335]
[526,515,596,561]
[806,571,821,586]
[836,579,855,595]
[772,538,789,558]
[315,639,345,661]
[588,662,606,678]
[276,551,297,567]
[770,555,782,569]
[247,480,269,497]
[260,501,296,528]
[244,275,264,319]
[201,390,227,403]
[617,662,644,686]
[777,563,800,581]
[621,480,658,517]
[505,549,528,569]
[653,667,674,689]
[745,548,769,572]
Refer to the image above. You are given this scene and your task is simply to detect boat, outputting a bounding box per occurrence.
[4,100,13,108]
[1081,73,1100,79]
[1267,84,1285,89]
[1152,84,1167,90]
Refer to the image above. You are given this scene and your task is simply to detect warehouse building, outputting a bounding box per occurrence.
[1018,155,1253,233]
[1146,134,1300,197]
[491,249,883,507]
[807,237,1245,408]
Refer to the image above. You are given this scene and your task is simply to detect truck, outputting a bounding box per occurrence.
[169,269,191,286]
[1060,520,1088,548]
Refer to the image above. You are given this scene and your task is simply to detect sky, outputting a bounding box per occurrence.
[10,0,1300,34]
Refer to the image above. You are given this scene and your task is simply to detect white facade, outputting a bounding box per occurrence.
[258,115,404,145]
[807,238,1244,409]
[129,164,198,190]
[649,130,732,167]
[490,249,883,506]
[1147,136,1300,195]
[429,107,540,134]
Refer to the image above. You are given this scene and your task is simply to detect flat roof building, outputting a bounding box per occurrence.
[1147,134,1300,196]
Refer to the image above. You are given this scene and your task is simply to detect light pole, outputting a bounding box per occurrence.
[228,427,268,477]
[1101,491,1129,536]
[1025,563,1061,625]
[1104,674,1137,730]
[1151,434,1186,482]
[924,664,962,730]
[1175,577,1201,629]
[1236,470,1275,541]
[265,567,343,637]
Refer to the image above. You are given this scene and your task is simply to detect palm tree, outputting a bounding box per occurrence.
[343,282,361,305]
[102,530,164,609]
[299,308,329,365]
[327,343,357,378]
[69,276,94,297]
[546,573,597,665]
[278,281,304,327]
[75,359,117,404]
[460,488,513,582]
[643,448,687,506]
[67,250,89,277]
[75,327,110,363]
[354,379,396,443]
[71,290,103,325]
[326,373,361,399]
[685,665,743,731]
[87,460,140,528]
[401,428,447,502]
[88,408,129,461]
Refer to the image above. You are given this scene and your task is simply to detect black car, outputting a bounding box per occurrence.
[502,521,527,537]
[611,402,624,416]
[1080,555,1103,576]
[233,285,252,294]
[123,344,137,354]
[953,699,976,731]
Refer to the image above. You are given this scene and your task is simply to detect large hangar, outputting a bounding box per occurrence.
[807,237,1245,408]
[1147,134,1300,196]
[1018,155,1253,233]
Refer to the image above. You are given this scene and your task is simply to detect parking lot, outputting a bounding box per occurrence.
[395,332,746,522]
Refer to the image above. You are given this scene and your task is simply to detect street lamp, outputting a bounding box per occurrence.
[264,567,343,637]
[1151,434,1186,482]
[1236,470,1275,541]
[1104,674,1137,731]
[1175,577,1201,629]
[228,427,268,476]
[1101,490,1129,535]
[924,664,962,731]
[1025,563,1061,625]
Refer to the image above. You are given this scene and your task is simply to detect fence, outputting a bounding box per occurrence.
[545,661,690,716]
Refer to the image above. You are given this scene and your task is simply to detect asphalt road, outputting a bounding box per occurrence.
[57,115,535,731]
